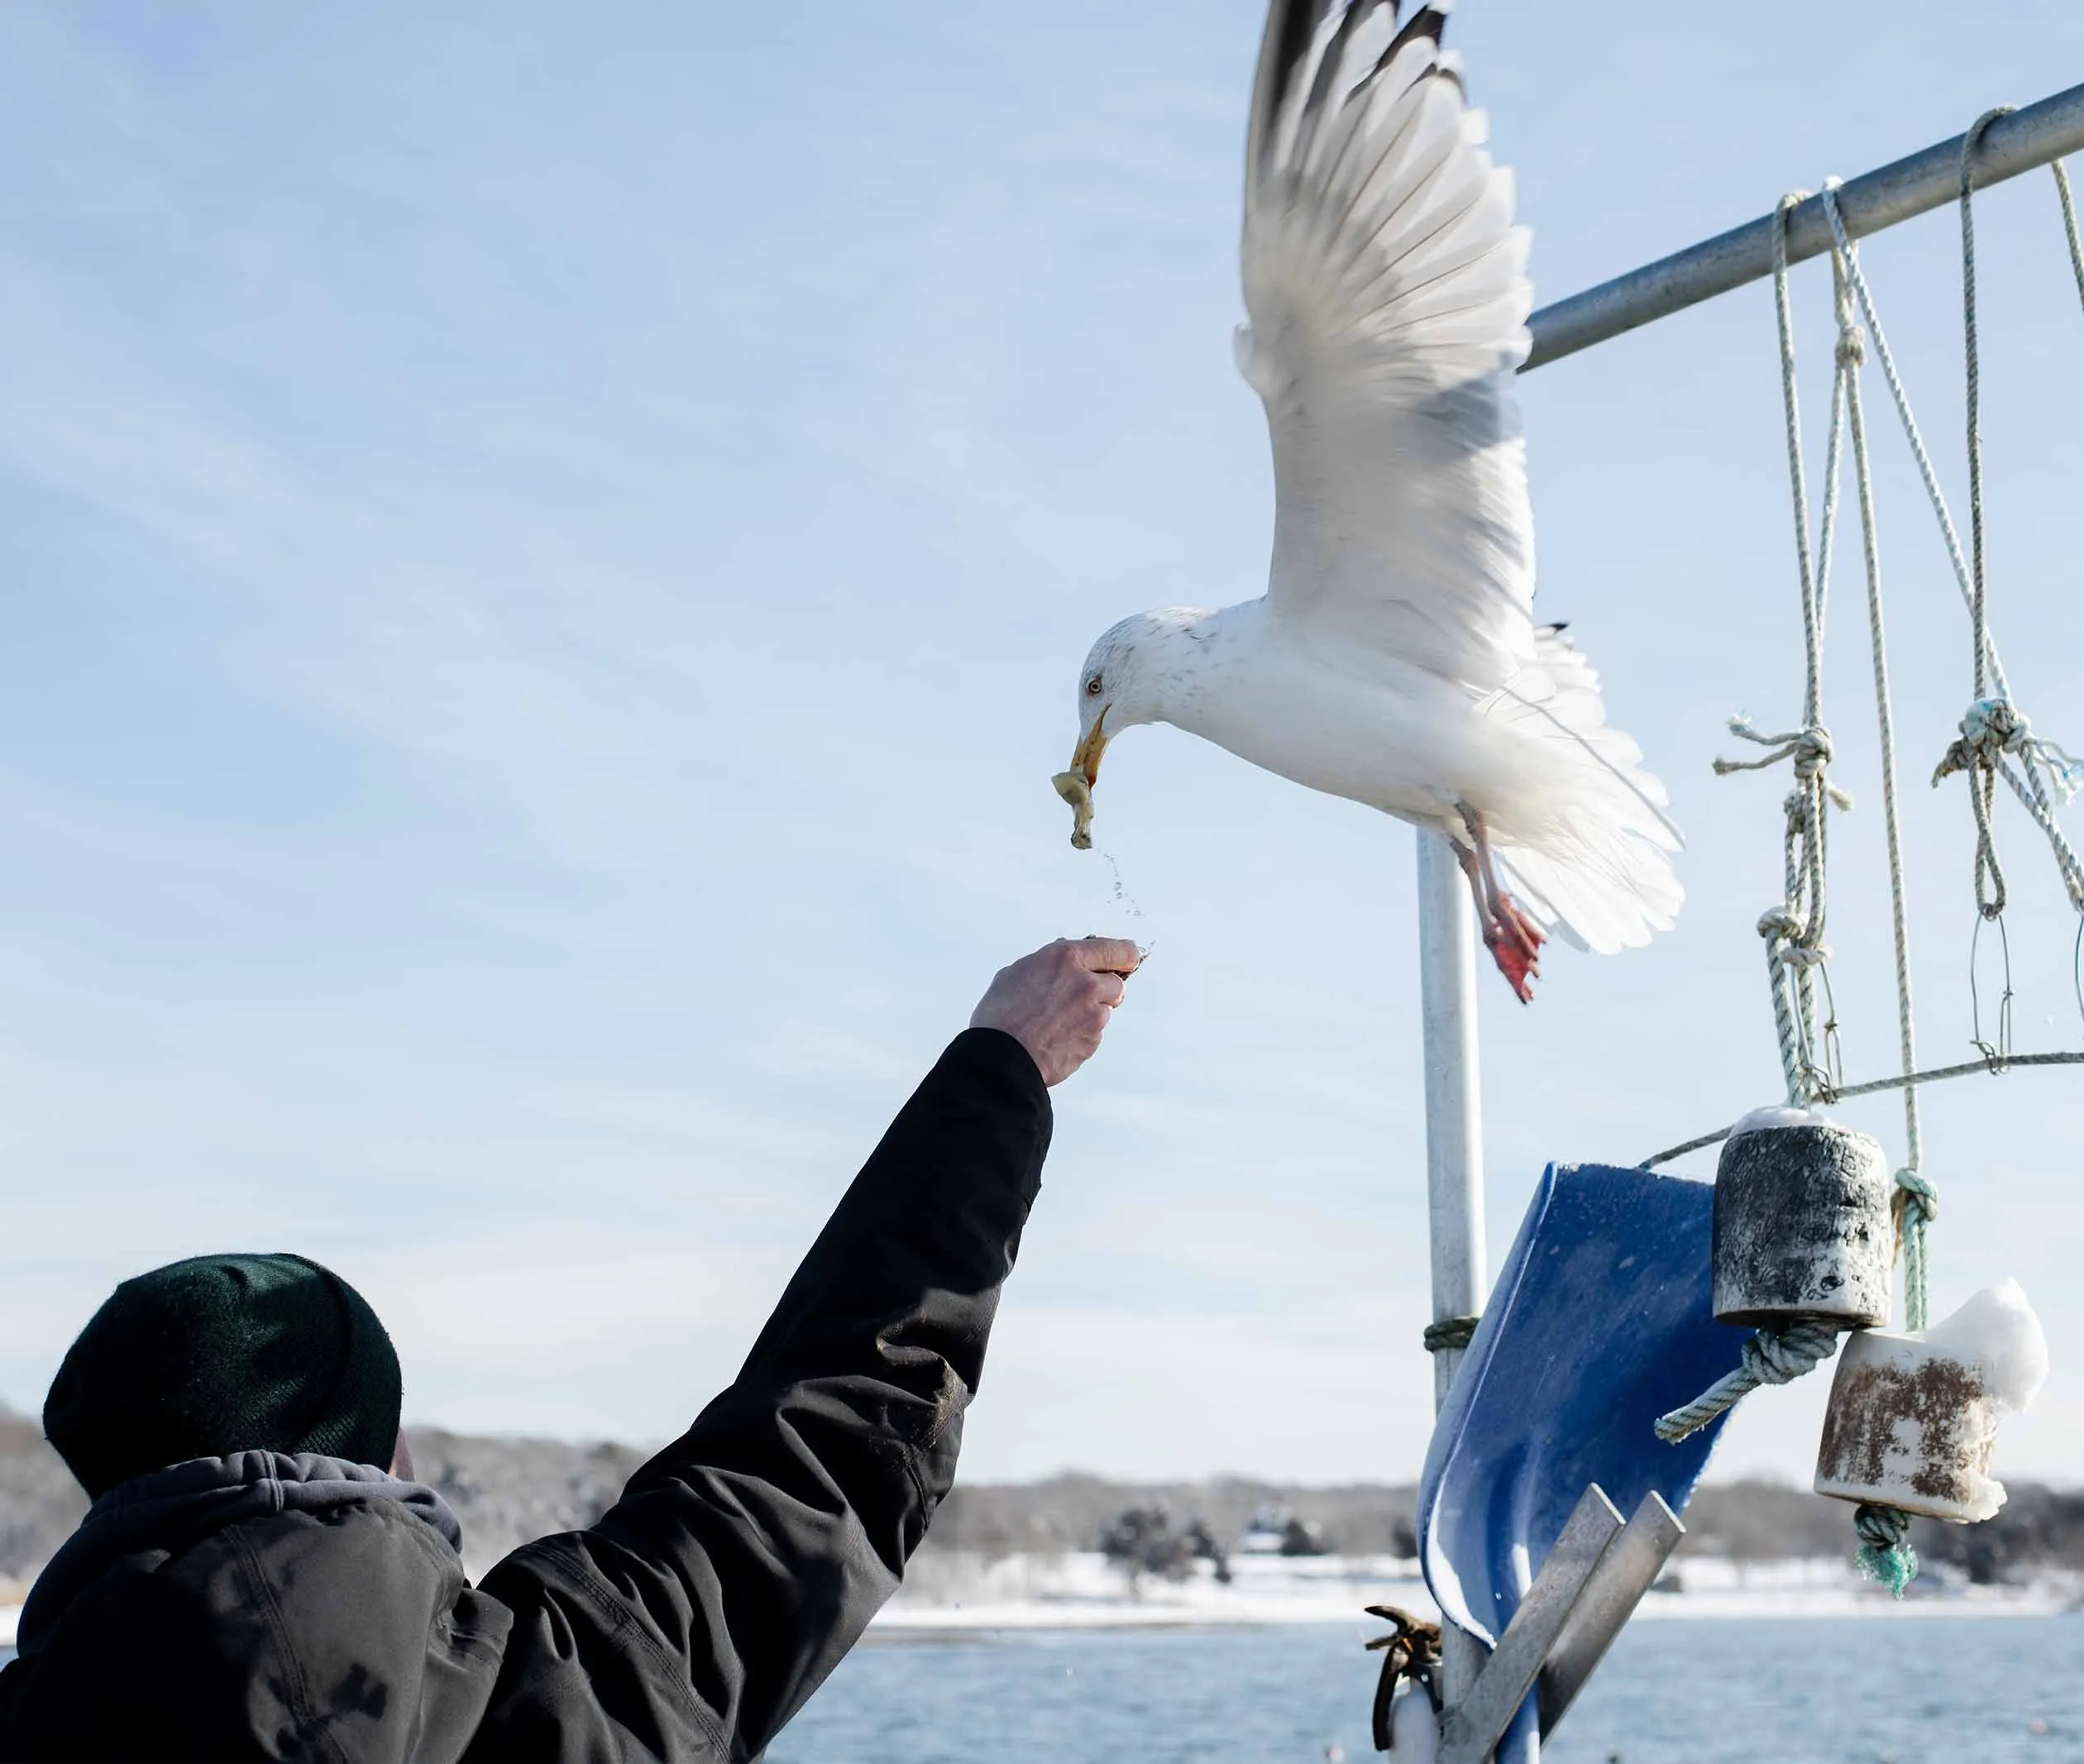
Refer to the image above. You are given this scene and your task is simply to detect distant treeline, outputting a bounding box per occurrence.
[0,1408,2075,1594]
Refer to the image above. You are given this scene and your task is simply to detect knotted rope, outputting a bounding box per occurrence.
[1663,199,1872,1448]
[1854,1503,1918,1598]
[1422,1315,1479,1354]
[1712,193,1855,1111]
[1852,1162,1943,1597]
[1661,196,1953,1540]
[1819,132,2084,915]
[1654,1318,1839,1443]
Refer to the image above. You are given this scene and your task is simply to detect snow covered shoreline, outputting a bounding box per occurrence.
[866,1550,2079,1636]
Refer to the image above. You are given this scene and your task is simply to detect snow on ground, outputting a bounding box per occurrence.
[868,1551,2079,1633]
[875,1551,1432,1633]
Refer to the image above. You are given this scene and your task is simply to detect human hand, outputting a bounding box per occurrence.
[969,938,1141,1086]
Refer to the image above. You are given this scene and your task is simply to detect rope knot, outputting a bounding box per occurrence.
[1833,324,1867,370]
[1965,696,2027,753]
[1756,908,1832,966]
[1935,697,2028,783]
[1739,1320,1839,1386]
[1893,1167,1938,1226]
[1791,724,1833,777]
[1653,1318,1840,1442]
[1715,720,1850,806]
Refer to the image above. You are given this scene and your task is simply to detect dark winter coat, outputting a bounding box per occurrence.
[0,1027,1050,1762]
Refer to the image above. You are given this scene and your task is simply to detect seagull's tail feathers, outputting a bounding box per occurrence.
[1484,629,1683,956]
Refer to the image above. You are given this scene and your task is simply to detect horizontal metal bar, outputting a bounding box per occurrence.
[1524,81,2084,372]
[1638,1048,2084,1170]
[1538,1492,1685,1738]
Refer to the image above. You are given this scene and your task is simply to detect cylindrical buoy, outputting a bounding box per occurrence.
[1814,1280,2049,1522]
[1711,1111,1891,1329]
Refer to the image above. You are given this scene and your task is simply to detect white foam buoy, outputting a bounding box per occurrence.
[1711,1113,1893,1328]
[1814,1280,2049,1521]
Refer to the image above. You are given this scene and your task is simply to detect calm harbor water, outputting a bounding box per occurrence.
[3,1613,2077,1758]
[768,1615,2084,1764]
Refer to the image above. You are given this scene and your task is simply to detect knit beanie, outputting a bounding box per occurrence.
[43,1252,403,1499]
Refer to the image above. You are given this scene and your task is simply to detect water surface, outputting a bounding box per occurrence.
[4,1614,2076,1760]
[769,1616,2082,1764]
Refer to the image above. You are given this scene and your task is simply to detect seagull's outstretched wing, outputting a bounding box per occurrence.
[1237,0,1535,690]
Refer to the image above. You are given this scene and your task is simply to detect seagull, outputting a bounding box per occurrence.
[1053,0,1680,1002]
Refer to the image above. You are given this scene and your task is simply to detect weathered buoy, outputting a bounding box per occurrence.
[1814,1279,2049,1520]
[1711,1109,1892,1328]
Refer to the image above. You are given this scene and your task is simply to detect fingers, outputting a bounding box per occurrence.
[1065,936,1142,975]
[970,937,1143,1085]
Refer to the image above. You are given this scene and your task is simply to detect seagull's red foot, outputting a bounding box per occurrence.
[1484,893,1546,1005]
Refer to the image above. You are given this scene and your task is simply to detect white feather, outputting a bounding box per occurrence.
[1074,1,1681,965]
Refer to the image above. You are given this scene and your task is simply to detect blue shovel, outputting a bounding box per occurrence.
[1415,1161,1749,1762]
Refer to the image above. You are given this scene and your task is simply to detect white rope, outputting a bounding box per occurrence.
[1823,196,1932,1311]
[1961,108,2014,918]
[2053,157,2084,313]
[1819,164,2084,914]
[1713,193,1852,1107]
[1673,187,1941,1446]
[1962,110,2008,706]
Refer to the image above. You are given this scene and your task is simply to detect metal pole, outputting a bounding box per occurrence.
[1417,829,1486,1409]
[1523,79,2084,371]
[1407,66,2084,1762]
[1415,829,1489,1709]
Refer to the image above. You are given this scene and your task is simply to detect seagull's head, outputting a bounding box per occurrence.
[1052,610,1197,850]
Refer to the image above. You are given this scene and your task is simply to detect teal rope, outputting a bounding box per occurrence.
[1855,1166,1941,1598]
[1896,1168,1938,1332]
[1855,1503,1919,1597]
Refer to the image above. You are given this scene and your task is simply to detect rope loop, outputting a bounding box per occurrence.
[1422,1315,1479,1354]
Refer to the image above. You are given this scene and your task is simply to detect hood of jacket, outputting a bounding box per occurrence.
[0,1451,510,1763]
[18,1451,463,1652]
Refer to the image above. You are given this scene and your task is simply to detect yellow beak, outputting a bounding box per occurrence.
[1050,709,1109,849]
[1071,709,1109,786]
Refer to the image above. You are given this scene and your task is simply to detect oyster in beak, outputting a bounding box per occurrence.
[1052,769,1095,849]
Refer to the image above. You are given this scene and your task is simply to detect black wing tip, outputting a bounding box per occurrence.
[1387,3,1451,58]
[1251,0,1457,188]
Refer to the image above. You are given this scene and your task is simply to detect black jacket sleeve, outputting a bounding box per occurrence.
[465,1027,1051,1763]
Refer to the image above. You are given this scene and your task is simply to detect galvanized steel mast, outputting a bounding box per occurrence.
[1412,72,2084,1756]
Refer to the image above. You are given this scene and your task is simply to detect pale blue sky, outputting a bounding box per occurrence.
[4,2,2084,1489]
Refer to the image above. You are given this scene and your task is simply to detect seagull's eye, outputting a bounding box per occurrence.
[1085,675,1104,697]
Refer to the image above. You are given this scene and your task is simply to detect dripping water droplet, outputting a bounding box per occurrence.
[1095,849,1154,959]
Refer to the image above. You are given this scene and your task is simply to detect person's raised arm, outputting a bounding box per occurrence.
[468,938,1139,1762]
